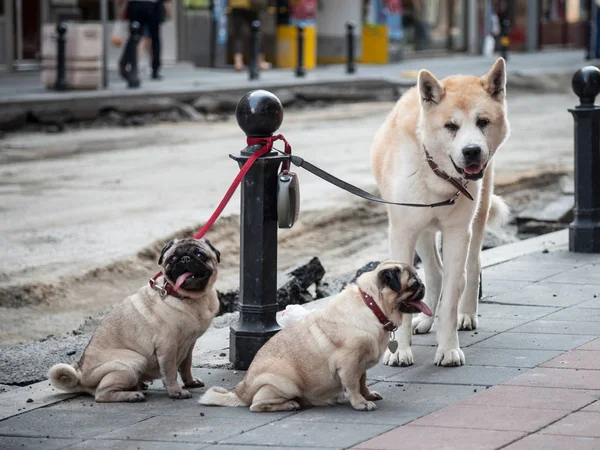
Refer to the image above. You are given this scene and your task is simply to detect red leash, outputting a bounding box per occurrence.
[149,135,292,289]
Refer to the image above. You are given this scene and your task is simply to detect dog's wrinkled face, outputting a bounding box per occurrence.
[376,261,431,317]
[159,238,220,294]
[417,57,510,181]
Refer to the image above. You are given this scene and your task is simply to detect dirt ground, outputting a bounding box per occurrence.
[0,92,577,346]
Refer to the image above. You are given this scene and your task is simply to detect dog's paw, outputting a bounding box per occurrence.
[282,400,301,411]
[365,390,383,401]
[353,401,378,412]
[184,377,205,388]
[126,392,147,403]
[169,389,193,399]
[412,313,434,334]
[382,347,414,366]
[434,347,465,367]
[457,313,478,331]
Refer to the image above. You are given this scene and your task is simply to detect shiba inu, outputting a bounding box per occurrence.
[371,58,510,367]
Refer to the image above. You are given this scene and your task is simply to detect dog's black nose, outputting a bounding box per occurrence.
[462,145,482,161]
[180,255,191,264]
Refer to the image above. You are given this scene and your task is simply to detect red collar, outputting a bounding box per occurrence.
[423,148,473,201]
[358,288,397,332]
[149,273,186,300]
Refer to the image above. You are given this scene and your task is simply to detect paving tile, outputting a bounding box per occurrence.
[542,349,600,370]
[578,338,600,351]
[477,303,558,320]
[285,401,441,425]
[543,264,600,285]
[412,331,497,348]
[387,364,522,386]
[582,401,600,412]
[97,415,271,444]
[459,385,600,410]
[203,446,332,450]
[505,368,600,390]
[0,436,80,450]
[482,263,564,282]
[352,425,525,450]
[410,403,569,432]
[0,408,153,439]
[463,347,562,368]
[221,420,395,448]
[488,282,599,307]
[480,279,532,299]
[366,382,479,406]
[540,411,600,437]
[511,319,600,335]
[476,318,530,333]
[543,307,600,322]
[471,332,595,351]
[503,434,600,450]
[166,402,297,420]
[66,439,205,450]
[365,361,413,383]
[578,298,600,308]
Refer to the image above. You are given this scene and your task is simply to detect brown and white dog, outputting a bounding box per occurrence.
[371,58,510,367]
[199,261,430,412]
[48,238,220,402]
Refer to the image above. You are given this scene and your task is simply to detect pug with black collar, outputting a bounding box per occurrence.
[48,238,220,402]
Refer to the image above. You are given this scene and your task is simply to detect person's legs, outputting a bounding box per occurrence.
[230,10,247,71]
[148,2,161,78]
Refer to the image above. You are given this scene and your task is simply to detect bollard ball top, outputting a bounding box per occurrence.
[572,66,600,106]
[251,20,261,31]
[56,22,68,34]
[130,21,142,34]
[236,90,283,137]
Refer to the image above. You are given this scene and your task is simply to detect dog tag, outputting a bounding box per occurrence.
[388,340,398,353]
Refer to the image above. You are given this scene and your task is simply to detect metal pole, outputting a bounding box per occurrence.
[248,20,261,81]
[346,21,356,74]
[295,24,305,77]
[229,90,287,370]
[500,19,510,61]
[100,0,109,88]
[569,66,600,253]
[55,22,68,91]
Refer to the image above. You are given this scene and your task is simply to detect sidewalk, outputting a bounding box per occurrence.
[0,230,599,449]
[0,50,592,111]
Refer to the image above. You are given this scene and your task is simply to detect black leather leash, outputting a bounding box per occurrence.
[289,155,460,208]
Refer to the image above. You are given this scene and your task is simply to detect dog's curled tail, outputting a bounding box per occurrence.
[487,194,510,229]
[48,364,81,392]
[199,386,247,407]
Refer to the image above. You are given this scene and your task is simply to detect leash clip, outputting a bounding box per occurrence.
[149,279,168,298]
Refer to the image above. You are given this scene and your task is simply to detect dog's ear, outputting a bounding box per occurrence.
[418,70,444,107]
[378,268,402,293]
[158,239,175,265]
[205,239,221,264]
[482,57,506,100]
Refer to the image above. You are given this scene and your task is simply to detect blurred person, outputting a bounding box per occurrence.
[229,0,271,71]
[118,0,164,81]
[138,0,171,75]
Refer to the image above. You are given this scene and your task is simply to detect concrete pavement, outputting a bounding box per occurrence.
[0,231,599,449]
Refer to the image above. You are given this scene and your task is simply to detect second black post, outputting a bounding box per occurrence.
[296,24,306,78]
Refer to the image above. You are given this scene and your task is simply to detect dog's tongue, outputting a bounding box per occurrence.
[464,164,483,175]
[407,300,433,317]
[174,272,193,291]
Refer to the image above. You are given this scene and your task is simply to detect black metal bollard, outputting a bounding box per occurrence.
[248,20,261,81]
[55,22,68,91]
[122,21,141,88]
[229,90,288,369]
[500,19,510,61]
[568,66,600,253]
[346,21,356,74]
[295,24,306,78]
